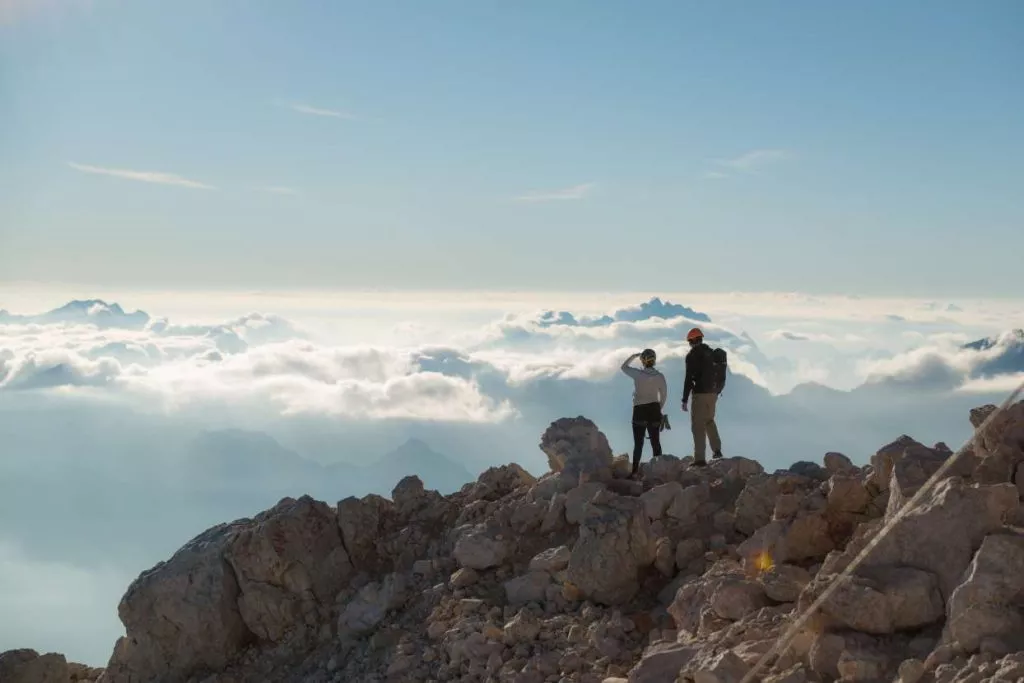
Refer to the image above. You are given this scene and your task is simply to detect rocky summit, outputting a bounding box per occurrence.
[5,403,1024,683]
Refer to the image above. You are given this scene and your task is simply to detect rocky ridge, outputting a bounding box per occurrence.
[3,404,1024,683]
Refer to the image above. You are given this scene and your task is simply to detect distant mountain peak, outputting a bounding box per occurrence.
[0,299,150,329]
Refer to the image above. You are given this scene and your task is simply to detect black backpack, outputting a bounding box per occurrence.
[709,347,728,394]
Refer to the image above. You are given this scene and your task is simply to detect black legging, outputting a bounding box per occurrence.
[631,402,663,473]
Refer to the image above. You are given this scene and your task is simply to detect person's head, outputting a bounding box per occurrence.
[640,348,657,368]
[686,327,704,346]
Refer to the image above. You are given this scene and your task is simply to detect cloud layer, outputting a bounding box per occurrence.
[3,297,1020,424]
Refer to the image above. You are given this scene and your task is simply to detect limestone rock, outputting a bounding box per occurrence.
[667,484,710,521]
[943,532,1024,653]
[824,452,857,474]
[100,521,252,683]
[565,482,607,524]
[806,565,944,634]
[336,493,395,572]
[567,494,655,605]
[225,495,353,643]
[734,474,780,535]
[640,481,684,521]
[504,571,552,605]
[467,463,537,501]
[529,545,571,573]
[539,416,614,482]
[836,477,1019,600]
[453,524,511,569]
[0,650,69,683]
[628,642,699,683]
[709,578,769,621]
[760,564,811,603]
[338,572,408,635]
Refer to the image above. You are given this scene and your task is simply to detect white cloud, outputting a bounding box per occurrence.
[514,183,594,203]
[67,162,215,190]
[0,317,514,422]
[286,103,355,119]
[957,372,1024,395]
[259,186,299,196]
[857,331,1024,391]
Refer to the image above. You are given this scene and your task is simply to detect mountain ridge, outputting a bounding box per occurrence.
[4,400,1024,683]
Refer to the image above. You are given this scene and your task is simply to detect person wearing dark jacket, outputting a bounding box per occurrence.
[680,327,723,466]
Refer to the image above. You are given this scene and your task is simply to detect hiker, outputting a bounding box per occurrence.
[621,348,668,478]
[681,327,725,466]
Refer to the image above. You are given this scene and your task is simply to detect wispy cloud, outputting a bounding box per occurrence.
[514,183,594,203]
[286,102,355,120]
[67,162,216,190]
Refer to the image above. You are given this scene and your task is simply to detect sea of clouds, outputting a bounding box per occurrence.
[1,288,1023,665]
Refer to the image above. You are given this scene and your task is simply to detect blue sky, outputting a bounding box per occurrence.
[2,0,1021,295]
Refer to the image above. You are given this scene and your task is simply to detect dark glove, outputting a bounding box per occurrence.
[660,415,671,432]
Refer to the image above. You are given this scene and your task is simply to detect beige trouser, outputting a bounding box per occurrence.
[691,393,722,461]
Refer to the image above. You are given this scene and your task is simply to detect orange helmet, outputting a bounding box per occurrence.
[686,327,704,342]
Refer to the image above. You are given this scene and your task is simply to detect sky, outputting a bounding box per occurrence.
[2,0,1023,296]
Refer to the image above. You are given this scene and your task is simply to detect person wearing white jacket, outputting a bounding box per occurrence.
[621,348,668,478]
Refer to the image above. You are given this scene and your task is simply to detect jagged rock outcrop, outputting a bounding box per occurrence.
[539,416,614,483]
[9,399,1024,683]
[0,649,102,683]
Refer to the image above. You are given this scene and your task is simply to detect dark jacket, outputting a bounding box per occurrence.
[682,342,717,403]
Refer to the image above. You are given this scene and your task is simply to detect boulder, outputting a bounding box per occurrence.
[760,564,811,603]
[709,578,769,621]
[676,538,706,571]
[101,521,252,683]
[734,475,780,535]
[0,650,69,683]
[806,565,944,634]
[565,482,607,524]
[667,484,710,522]
[685,650,751,683]
[225,496,353,643]
[884,444,952,519]
[504,571,552,605]
[835,477,1019,600]
[824,452,857,474]
[391,475,445,519]
[528,545,571,573]
[567,494,656,605]
[640,481,684,521]
[628,643,700,683]
[467,463,537,502]
[336,493,395,571]
[453,524,512,570]
[337,572,408,635]
[943,532,1024,653]
[539,416,614,482]
[971,400,1024,485]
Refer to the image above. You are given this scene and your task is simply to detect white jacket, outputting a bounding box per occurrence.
[621,356,668,408]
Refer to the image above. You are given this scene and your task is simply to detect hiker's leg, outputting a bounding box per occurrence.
[631,420,645,473]
[691,395,708,462]
[647,421,662,458]
[706,394,722,455]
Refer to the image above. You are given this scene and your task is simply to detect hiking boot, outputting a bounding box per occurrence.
[712,450,724,460]
[692,459,707,468]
